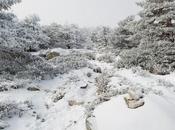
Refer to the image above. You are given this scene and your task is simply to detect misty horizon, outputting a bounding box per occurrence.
[11,0,141,27]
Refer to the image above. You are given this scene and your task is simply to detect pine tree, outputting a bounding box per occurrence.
[111,16,138,49]
[91,26,112,50]
[118,0,175,74]
[0,0,21,11]
[17,15,50,51]
[0,0,20,48]
[136,0,175,44]
[43,23,86,49]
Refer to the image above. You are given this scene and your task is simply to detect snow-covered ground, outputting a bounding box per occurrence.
[1,49,175,130]
[95,94,175,130]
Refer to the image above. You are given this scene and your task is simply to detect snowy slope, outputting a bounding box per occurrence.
[95,94,175,130]
[0,49,175,130]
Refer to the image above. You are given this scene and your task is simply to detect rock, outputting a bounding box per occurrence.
[87,72,92,77]
[93,67,102,73]
[36,115,41,120]
[46,51,60,60]
[68,100,84,106]
[27,87,40,91]
[124,90,145,109]
[52,92,65,103]
[124,97,145,109]
[0,121,9,129]
[80,84,88,89]
[41,118,45,122]
[11,84,23,89]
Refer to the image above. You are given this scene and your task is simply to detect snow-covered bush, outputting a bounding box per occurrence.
[70,51,96,60]
[50,54,88,74]
[0,46,55,80]
[117,41,175,74]
[82,52,96,60]
[0,78,27,92]
[95,72,111,95]
[97,53,115,63]
[116,48,152,69]
[16,59,55,80]
[0,102,23,119]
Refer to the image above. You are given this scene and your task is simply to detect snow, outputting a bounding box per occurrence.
[95,94,175,130]
[0,67,97,130]
[1,49,175,130]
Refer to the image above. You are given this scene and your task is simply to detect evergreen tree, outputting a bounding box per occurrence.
[17,15,50,51]
[118,0,175,74]
[0,0,21,48]
[91,26,112,50]
[111,16,138,49]
[43,23,86,49]
[0,0,21,11]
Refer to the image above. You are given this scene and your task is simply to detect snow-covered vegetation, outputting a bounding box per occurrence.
[0,0,175,130]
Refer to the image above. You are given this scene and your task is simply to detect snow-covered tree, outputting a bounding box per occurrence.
[0,12,18,48]
[91,26,113,50]
[0,14,50,51]
[136,0,175,44]
[43,23,86,49]
[0,0,21,11]
[16,15,50,51]
[111,16,139,49]
[118,0,175,74]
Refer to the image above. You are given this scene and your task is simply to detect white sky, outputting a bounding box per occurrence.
[12,0,141,27]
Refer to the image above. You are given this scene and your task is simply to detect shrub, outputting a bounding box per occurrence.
[0,102,23,119]
[50,54,88,74]
[117,41,175,75]
[97,53,115,63]
[0,46,55,80]
[95,72,111,95]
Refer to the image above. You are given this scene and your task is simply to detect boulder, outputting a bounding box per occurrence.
[27,87,40,91]
[52,92,65,103]
[46,52,60,60]
[80,84,88,89]
[87,72,92,77]
[124,90,144,109]
[124,97,144,109]
[93,67,102,73]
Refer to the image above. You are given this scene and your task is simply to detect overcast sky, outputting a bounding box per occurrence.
[12,0,141,27]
